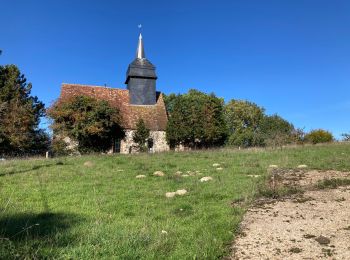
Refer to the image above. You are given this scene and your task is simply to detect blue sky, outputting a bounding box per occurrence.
[1,0,349,138]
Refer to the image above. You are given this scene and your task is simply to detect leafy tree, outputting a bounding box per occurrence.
[48,95,124,153]
[225,99,265,147]
[305,129,334,144]
[202,93,228,146]
[341,133,350,142]
[166,90,227,148]
[163,93,178,115]
[132,119,150,152]
[0,65,48,156]
[165,94,188,148]
[260,114,295,147]
[291,127,306,145]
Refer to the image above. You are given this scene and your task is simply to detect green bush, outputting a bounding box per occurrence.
[51,137,69,156]
[48,95,124,153]
[259,114,295,147]
[132,119,150,152]
[305,129,333,144]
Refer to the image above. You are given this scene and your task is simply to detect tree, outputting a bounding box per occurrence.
[341,133,350,142]
[166,90,227,148]
[47,95,124,153]
[0,65,48,156]
[259,114,295,147]
[305,129,334,144]
[225,99,265,147]
[163,93,178,115]
[291,127,306,145]
[202,93,228,146]
[132,119,150,152]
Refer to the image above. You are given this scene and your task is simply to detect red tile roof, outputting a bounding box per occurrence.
[58,83,168,131]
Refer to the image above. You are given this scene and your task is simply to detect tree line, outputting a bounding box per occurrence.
[0,65,344,156]
[163,90,334,149]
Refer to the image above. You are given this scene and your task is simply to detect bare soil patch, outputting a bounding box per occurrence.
[231,170,350,259]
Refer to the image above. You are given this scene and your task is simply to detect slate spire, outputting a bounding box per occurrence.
[136,33,145,59]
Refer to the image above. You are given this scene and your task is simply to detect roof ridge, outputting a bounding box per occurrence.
[127,104,159,107]
[62,83,127,91]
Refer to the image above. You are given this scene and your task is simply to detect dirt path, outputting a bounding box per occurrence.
[231,170,350,260]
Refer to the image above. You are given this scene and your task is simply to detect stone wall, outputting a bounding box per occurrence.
[150,131,169,153]
[120,130,169,154]
[57,130,169,155]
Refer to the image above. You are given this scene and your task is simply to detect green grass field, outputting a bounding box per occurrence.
[1,143,350,259]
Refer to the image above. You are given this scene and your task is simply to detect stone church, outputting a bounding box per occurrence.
[58,34,169,153]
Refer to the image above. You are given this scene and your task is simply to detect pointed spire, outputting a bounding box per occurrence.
[136,33,145,59]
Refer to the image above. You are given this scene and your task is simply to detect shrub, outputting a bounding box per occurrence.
[51,137,69,156]
[341,133,350,142]
[259,114,295,147]
[48,95,124,153]
[291,128,306,145]
[132,119,150,152]
[316,178,350,189]
[305,129,333,144]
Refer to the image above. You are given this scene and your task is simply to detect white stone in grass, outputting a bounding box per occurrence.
[247,175,261,178]
[200,176,213,182]
[268,165,278,168]
[165,192,176,198]
[175,189,188,196]
[216,167,223,171]
[212,163,220,167]
[136,175,146,179]
[161,230,168,235]
[297,164,308,169]
[83,161,94,167]
[175,171,183,175]
[182,174,189,177]
[153,171,165,177]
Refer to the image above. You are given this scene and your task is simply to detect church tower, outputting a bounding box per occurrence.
[125,33,157,105]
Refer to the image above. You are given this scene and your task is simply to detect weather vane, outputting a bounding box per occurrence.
[138,24,142,32]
